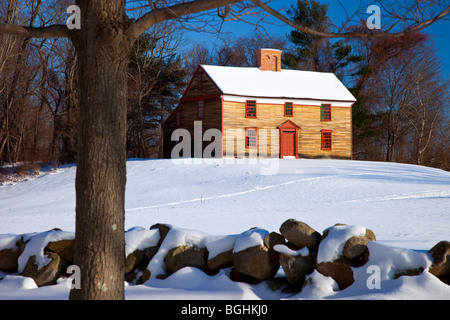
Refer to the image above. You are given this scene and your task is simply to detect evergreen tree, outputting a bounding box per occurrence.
[283,0,364,80]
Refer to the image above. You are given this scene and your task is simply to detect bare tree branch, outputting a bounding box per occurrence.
[129,0,242,40]
[1,0,449,42]
[250,0,450,38]
[0,24,71,39]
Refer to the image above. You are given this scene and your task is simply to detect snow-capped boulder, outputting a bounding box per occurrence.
[315,224,375,289]
[233,246,276,280]
[20,252,69,287]
[165,245,208,275]
[279,219,321,250]
[17,229,75,287]
[232,228,279,280]
[316,257,354,290]
[342,228,376,263]
[0,235,22,272]
[0,248,21,273]
[125,227,160,274]
[207,250,234,274]
[264,232,286,264]
[428,241,450,283]
[45,239,74,262]
[205,234,239,274]
[275,244,315,289]
[149,223,171,246]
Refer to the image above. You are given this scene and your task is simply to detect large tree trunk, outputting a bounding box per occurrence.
[69,0,132,300]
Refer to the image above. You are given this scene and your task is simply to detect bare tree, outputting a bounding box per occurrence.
[350,31,449,165]
[403,46,449,165]
[0,0,449,300]
[251,0,450,39]
[185,32,287,71]
[127,21,187,158]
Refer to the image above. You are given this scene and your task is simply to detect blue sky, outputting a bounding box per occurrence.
[187,0,450,80]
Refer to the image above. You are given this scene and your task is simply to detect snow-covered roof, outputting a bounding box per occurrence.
[201,65,357,102]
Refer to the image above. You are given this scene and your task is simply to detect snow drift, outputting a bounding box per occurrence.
[0,158,449,299]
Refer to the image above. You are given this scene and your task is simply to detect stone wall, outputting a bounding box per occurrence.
[0,220,449,291]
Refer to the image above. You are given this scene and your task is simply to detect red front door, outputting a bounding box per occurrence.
[278,120,300,159]
[280,129,296,158]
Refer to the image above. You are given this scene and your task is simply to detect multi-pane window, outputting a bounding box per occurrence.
[321,104,331,121]
[246,128,257,148]
[197,73,202,89]
[245,100,257,118]
[321,130,332,150]
[197,100,204,119]
[284,102,293,117]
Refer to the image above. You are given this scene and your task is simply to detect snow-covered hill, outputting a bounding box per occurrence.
[1,158,449,300]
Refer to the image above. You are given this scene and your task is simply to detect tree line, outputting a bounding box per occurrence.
[1,0,448,172]
[0,1,189,168]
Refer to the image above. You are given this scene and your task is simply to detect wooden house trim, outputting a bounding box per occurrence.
[277,120,301,129]
[221,96,353,109]
[221,93,357,104]
[350,103,354,160]
[163,65,223,128]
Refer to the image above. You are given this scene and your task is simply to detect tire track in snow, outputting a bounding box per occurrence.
[126,175,334,212]
[343,189,450,203]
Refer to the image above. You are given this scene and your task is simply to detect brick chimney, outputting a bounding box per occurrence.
[256,48,282,72]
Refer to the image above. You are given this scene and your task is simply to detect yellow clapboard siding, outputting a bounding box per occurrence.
[222,100,352,159]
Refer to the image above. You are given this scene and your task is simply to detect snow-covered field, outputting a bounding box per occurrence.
[0,158,449,300]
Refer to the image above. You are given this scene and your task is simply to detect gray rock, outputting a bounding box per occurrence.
[0,248,21,273]
[428,241,450,283]
[165,245,208,275]
[342,228,376,261]
[316,257,354,290]
[279,251,315,289]
[279,219,321,250]
[207,249,234,274]
[20,252,69,287]
[233,245,278,280]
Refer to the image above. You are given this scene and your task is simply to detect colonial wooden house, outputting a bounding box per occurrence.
[163,48,356,159]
